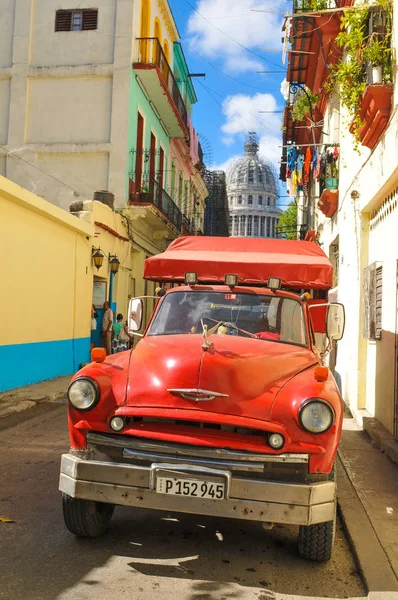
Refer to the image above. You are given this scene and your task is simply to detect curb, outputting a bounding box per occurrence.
[337,452,398,593]
[0,390,66,419]
[362,417,398,466]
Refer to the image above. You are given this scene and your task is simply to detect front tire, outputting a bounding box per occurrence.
[62,493,114,538]
[298,516,336,562]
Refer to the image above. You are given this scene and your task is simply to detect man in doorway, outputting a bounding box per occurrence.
[101,301,113,355]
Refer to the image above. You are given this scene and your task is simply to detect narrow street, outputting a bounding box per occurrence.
[0,401,366,600]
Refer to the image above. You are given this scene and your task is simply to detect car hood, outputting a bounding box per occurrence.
[125,334,317,421]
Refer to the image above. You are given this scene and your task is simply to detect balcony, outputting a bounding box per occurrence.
[286,6,342,97]
[134,38,189,138]
[129,180,182,235]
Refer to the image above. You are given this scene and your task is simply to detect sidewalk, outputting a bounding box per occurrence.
[337,416,398,593]
[0,375,71,419]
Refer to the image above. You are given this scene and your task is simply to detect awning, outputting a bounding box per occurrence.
[144,237,333,290]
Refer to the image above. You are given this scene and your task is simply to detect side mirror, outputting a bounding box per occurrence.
[128,298,143,332]
[326,303,345,341]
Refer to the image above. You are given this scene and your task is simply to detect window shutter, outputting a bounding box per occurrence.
[82,9,98,30]
[55,10,72,31]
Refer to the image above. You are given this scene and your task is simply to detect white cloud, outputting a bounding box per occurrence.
[220,92,281,164]
[187,0,285,73]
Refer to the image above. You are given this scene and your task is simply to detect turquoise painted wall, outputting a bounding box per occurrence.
[127,70,171,196]
[0,337,90,392]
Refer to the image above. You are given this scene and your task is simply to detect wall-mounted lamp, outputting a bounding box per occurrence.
[92,247,105,270]
[109,254,120,274]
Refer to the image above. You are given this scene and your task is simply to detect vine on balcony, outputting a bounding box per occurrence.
[324,0,393,140]
[291,88,320,122]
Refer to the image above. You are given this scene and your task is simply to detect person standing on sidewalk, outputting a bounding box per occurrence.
[101,301,113,355]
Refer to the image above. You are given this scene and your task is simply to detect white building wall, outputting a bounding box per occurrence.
[315,2,398,435]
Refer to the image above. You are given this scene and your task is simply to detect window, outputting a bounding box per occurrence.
[266,217,271,237]
[267,196,271,206]
[248,161,254,183]
[253,216,259,237]
[265,171,270,184]
[229,216,233,234]
[260,216,265,237]
[234,215,239,235]
[229,196,234,206]
[363,263,383,340]
[258,195,263,205]
[248,194,253,205]
[55,9,98,31]
[258,168,263,183]
[247,215,253,236]
[238,195,242,205]
[240,215,246,236]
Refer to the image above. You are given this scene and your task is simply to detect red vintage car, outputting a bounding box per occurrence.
[60,237,345,562]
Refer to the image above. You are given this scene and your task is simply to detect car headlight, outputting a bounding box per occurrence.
[299,399,335,434]
[68,378,99,411]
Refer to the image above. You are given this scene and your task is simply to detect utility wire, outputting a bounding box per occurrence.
[0,144,86,197]
[198,82,282,151]
[182,0,284,69]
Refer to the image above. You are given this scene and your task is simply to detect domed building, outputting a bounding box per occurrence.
[227,135,280,238]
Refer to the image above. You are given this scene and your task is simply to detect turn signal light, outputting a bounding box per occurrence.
[91,347,106,363]
[314,365,329,382]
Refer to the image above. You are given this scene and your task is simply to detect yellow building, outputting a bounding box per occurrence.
[0,177,134,392]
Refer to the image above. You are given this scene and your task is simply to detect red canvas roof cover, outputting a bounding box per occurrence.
[144,237,333,289]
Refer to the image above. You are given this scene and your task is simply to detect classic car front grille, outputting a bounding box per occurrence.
[85,432,327,483]
[130,416,265,438]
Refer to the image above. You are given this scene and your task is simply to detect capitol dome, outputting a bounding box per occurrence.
[227,134,280,238]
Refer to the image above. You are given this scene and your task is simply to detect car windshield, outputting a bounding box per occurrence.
[148,291,308,347]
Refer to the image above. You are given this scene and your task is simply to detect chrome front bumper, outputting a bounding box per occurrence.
[59,453,336,526]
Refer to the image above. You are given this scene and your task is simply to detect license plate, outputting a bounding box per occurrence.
[155,476,225,500]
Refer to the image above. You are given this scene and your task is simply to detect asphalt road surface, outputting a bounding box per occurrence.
[0,402,366,600]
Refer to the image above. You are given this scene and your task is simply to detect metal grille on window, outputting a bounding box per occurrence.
[363,262,383,340]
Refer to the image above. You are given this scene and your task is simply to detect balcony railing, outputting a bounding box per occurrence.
[136,38,188,130]
[137,180,182,232]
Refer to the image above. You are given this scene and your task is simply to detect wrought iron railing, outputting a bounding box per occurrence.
[135,38,188,130]
[138,180,182,232]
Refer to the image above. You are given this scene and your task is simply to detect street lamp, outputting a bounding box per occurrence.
[92,247,104,270]
[109,254,120,274]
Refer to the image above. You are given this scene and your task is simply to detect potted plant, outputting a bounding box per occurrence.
[140,183,151,202]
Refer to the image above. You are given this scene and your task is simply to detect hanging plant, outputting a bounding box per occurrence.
[324,0,393,141]
[291,88,320,122]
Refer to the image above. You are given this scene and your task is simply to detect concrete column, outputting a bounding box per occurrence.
[108,0,134,206]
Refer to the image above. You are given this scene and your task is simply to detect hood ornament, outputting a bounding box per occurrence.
[167,388,229,402]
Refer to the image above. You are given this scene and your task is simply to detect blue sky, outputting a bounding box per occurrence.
[169,0,289,199]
